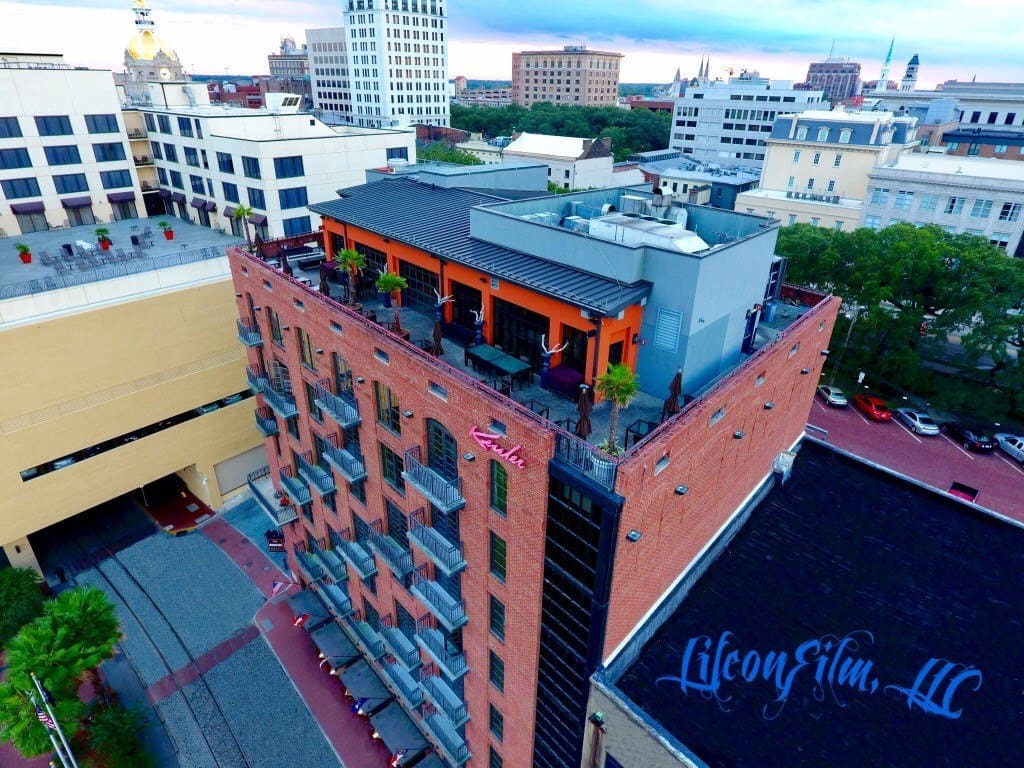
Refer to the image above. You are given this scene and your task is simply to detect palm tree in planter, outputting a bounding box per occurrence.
[336,247,366,303]
[375,269,408,333]
[158,220,174,240]
[14,243,31,264]
[95,227,112,251]
[595,363,640,456]
[233,205,255,251]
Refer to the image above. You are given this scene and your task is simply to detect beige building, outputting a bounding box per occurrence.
[736,109,918,229]
[511,45,622,107]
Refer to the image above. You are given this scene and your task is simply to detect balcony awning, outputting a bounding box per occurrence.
[60,196,92,208]
[107,191,136,203]
[413,756,446,768]
[251,213,268,225]
[369,703,427,759]
[338,659,391,703]
[223,205,237,218]
[310,621,359,670]
[190,197,206,209]
[285,589,330,632]
[158,189,172,199]
[10,201,44,214]
[170,192,186,203]
[203,200,218,212]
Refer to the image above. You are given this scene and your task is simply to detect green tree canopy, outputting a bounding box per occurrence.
[596,363,641,454]
[416,143,484,165]
[0,568,45,649]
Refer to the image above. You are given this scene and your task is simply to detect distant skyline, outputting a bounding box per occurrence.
[2,0,1022,89]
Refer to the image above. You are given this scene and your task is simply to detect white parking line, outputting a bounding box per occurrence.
[942,434,975,460]
[997,454,1024,474]
[895,421,923,443]
[853,408,872,426]
[813,399,829,414]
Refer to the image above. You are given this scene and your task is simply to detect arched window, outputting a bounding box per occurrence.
[817,127,830,141]
[796,125,808,140]
[838,128,852,144]
[489,460,508,515]
[426,418,458,481]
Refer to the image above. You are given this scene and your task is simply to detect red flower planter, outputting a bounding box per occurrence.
[18,252,31,264]
[163,230,174,240]
[99,240,111,251]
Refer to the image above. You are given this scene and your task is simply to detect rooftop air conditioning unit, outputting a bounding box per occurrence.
[786,190,794,198]
[831,195,840,203]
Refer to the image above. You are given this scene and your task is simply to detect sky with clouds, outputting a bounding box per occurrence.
[2,0,1022,87]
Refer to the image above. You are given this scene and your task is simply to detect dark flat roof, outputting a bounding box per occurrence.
[309,177,652,315]
[613,440,1024,768]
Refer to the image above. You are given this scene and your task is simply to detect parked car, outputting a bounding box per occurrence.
[852,394,892,422]
[941,422,996,453]
[817,385,848,407]
[994,433,1024,465]
[894,408,941,436]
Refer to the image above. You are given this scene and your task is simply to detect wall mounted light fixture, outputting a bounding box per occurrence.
[282,325,291,331]
[734,430,746,439]
[626,530,642,543]
[316,348,324,355]
[355,377,365,384]
[764,402,774,410]
[402,410,414,419]
[235,292,243,297]
[674,485,689,495]
[800,368,810,375]
[462,452,476,462]
[820,349,830,356]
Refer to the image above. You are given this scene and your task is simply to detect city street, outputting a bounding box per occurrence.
[807,397,1024,523]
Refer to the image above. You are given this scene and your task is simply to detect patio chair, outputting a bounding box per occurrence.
[39,251,53,266]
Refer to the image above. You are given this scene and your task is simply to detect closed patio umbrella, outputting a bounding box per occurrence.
[662,368,682,421]
[575,384,592,439]
[430,320,444,356]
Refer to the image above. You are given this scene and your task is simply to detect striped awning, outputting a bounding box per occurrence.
[10,201,45,214]
[60,196,92,208]
[107,191,136,203]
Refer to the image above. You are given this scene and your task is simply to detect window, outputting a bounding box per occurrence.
[157,114,171,133]
[994,144,1009,154]
[54,173,88,194]
[195,119,203,140]
[919,194,938,212]
[184,147,200,167]
[100,170,132,189]
[1,178,41,198]
[0,116,22,138]
[489,531,506,581]
[190,174,205,193]
[217,152,234,173]
[297,327,317,370]
[34,115,72,136]
[386,146,409,160]
[895,191,914,209]
[267,306,284,346]
[85,113,119,133]
[864,214,882,230]
[223,181,240,203]
[787,213,797,225]
[967,143,981,156]
[373,382,401,433]
[834,220,844,231]
[792,150,801,163]
[273,155,304,178]
[242,156,261,179]
[489,594,505,641]
[379,443,405,493]
[247,187,266,209]
[93,142,127,162]
[998,202,1022,222]
[489,703,504,740]
[177,116,194,137]
[945,196,965,215]
[169,170,183,189]
[283,216,311,236]
[810,217,820,226]
[990,232,1012,249]
[971,199,994,218]
[44,145,81,165]
[812,152,821,165]
[838,128,852,144]
[786,175,795,189]
[163,143,178,162]
[279,187,308,209]
[152,142,163,160]
[806,178,815,190]
[796,125,808,140]
[817,127,829,141]
[489,650,505,692]
[489,461,507,515]
[947,142,960,151]
[157,167,167,185]
[869,187,889,205]
[0,148,30,170]
[826,180,836,193]
[489,746,503,768]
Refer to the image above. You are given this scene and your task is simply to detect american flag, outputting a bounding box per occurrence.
[292,612,311,628]
[350,697,368,715]
[389,749,409,767]
[270,581,293,599]
[35,705,56,731]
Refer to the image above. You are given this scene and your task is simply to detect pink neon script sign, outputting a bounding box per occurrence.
[470,426,526,469]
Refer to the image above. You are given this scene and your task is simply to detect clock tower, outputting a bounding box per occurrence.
[123,0,187,104]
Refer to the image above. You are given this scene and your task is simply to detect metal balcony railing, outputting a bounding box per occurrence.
[379,627,421,671]
[554,432,617,490]
[319,582,353,618]
[246,364,268,393]
[415,628,468,680]
[421,675,468,727]
[382,662,424,709]
[254,406,278,437]
[295,550,325,582]
[401,446,465,514]
[408,510,466,576]
[423,712,471,766]
[336,532,377,580]
[318,433,367,484]
[263,382,298,419]
[279,465,312,507]
[368,529,414,579]
[314,380,361,429]
[296,450,336,496]
[349,619,385,660]
[410,571,467,632]
[246,467,298,526]
[311,543,348,582]
[237,318,263,347]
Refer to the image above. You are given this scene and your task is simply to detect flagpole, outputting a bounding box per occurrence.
[28,692,69,768]
[32,673,79,768]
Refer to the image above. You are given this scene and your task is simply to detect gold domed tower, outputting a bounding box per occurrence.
[123,0,187,104]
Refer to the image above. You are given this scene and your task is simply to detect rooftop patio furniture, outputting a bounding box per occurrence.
[548,364,585,397]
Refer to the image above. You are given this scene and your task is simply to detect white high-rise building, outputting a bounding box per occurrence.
[307,28,351,125]
[308,0,449,129]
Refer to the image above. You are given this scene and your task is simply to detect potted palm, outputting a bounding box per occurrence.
[15,243,31,264]
[159,220,174,240]
[375,269,407,310]
[595,363,640,456]
[336,247,365,303]
[233,205,254,251]
[95,227,112,251]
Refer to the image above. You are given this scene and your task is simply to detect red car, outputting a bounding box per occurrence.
[853,394,893,421]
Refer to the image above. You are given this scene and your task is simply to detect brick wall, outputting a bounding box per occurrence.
[230,247,553,768]
[602,294,840,659]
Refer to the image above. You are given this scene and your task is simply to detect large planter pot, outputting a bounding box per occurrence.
[163,230,174,240]
[381,291,392,308]
[99,240,111,251]
[18,252,31,264]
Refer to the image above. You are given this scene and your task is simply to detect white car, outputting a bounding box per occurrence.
[994,433,1024,464]
[894,408,940,436]
[817,385,848,407]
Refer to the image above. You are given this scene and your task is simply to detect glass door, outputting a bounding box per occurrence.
[426,418,458,482]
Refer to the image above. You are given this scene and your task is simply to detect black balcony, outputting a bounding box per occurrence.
[237,318,263,347]
[295,550,325,582]
[296,450,336,496]
[368,527,414,579]
[246,364,268,393]
[379,626,421,671]
[421,674,468,727]
[382,661,424,710]
[407,509,466,576]
[314,380,361,429]
[263,383,298,420]
[254,406,278,437]
[311,543,348,582]
[411,571,467,633]
[349,618,385,660]
[415,628,468,680]
[336,530,377,580]
[318,432,367,484]
[423,712,471,767]
[319,582,353,619]
[246,466,298,526]
[401,445,465,514]
[279,465,312,508]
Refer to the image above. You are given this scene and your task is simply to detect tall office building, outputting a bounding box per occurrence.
[511,45,623,107]
[268,37,310,78]
[803,58,862,104]
[307,27,351,124]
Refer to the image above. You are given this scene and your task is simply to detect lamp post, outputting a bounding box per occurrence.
[829,303,860,387]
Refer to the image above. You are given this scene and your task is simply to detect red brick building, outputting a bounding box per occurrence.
[229,168,838,768]
[940,126,1024,160]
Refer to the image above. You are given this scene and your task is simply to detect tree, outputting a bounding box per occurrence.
[336,247,366,304]
[375,269,408,328]
[0,682,86,758]
[416,143,483,165]
[596,364,640,455]
[233,204,254,249]
[0,567,45,649]
[85,705,155,768]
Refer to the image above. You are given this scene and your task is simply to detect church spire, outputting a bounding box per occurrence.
[874,37,894,93]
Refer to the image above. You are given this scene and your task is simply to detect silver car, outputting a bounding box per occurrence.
[994,433,1024,464]
[817,385,848,407]
[894,408,940,436]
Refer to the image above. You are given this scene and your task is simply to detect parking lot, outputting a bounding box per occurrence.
[807,397,1024,523]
